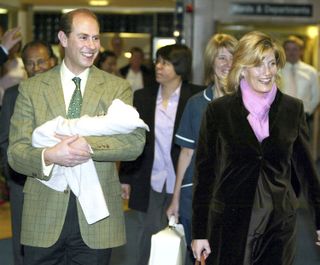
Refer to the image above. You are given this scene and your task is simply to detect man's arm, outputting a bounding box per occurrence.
[309,68,320,114]
[83,78,146,162]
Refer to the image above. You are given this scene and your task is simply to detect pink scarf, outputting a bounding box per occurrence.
[240,79,277,143]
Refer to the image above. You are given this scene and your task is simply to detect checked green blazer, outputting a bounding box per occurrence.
[8,65,146,248]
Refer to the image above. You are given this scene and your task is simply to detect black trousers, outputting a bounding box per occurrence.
[23,193,112,265]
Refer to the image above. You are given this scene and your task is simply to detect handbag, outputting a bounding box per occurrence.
[148,217,187,265]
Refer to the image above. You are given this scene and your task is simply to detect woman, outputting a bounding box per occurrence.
[119,44,204,265]
[166,33,237,263]
[191,31,320,265]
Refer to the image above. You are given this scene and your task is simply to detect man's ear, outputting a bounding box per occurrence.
[58,31,67,48]
[48,57,56,67]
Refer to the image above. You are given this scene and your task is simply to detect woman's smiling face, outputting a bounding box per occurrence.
[242,49,277,95]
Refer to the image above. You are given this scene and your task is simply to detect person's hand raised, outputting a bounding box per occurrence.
[1,27,22,52]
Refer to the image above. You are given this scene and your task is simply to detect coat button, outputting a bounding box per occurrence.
[258,155,263,160]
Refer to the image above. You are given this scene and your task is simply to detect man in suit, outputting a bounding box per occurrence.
[8,8,145,265]
[0,40,56,265]
[119,46,154,92]
[281,35,320,125]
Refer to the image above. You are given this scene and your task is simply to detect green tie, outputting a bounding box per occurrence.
[67,77,82,119]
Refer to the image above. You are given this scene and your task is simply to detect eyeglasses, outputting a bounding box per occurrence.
[25,58,49,68]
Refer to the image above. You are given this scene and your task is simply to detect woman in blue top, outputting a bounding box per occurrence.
[166,33,238,263]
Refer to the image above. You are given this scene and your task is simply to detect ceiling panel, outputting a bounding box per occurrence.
[20,0,176,8]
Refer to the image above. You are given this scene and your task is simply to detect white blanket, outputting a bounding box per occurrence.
[32,99,149,224]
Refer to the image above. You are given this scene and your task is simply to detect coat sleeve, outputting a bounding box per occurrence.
[83,80,146,162]
[292,102,320,229]
[192,104,217,239]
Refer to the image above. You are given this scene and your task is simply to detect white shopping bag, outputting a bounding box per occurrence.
[148,217,187,265]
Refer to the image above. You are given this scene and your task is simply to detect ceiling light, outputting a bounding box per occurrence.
[62,9,75,13]
[89,0,109,6]
[0,8,8,14]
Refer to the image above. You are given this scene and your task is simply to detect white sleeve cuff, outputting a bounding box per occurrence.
[0,45,8,55]
[41,149,54,176]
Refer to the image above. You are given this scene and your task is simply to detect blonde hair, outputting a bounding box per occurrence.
[204,34,238,87]
[227,31,286,93]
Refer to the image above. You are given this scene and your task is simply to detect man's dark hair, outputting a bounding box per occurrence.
[96,50,116,68]
[21,40,55,64]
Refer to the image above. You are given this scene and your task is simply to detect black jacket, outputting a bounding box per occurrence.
[0,85,26,185]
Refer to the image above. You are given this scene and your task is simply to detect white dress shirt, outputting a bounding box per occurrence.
[281,61,320,114]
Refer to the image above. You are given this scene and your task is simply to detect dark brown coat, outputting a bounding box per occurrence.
[192,89,320,264]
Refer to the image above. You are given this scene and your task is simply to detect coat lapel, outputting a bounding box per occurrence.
[234,88,282,146]
[81,67,104,117]
[175,82,192,132]
[234,90,261,146]
[268,90,282,133]
[42,66,67,118]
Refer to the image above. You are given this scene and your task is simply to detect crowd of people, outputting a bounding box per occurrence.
[0,7,320,265]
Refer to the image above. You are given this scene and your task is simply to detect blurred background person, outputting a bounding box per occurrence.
[96,50,119,75]
[281,35,320,126]
[166,33,238,265]
[119,44,204,265]
[120,46,154,92]
[0,40,56,265]
[0,27,22,66]
[0,40,27,107]
[192,31,320,265]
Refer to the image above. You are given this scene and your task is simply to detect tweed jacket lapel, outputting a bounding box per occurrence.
[81,67,105,117]
[42,66,66,118]
[43,66,106,119]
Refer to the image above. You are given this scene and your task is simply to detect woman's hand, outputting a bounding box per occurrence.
[191,239,211,261]
[166,198,179,223]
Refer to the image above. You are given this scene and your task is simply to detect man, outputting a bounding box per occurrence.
[8,8,145,265]
[281,35,320,123]
[119,46,154,92]
[0,40,56,265]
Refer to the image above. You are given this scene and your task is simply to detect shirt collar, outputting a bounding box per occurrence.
[203,84,214,102]
[60,60,90,88]
[157,82,182,102]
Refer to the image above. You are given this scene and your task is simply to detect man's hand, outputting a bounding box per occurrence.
[1,27,22,52]
[56,134,91,154]
[121,184,131,200]
[44,135,91,167]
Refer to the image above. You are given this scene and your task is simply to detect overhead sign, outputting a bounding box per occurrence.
[230,3,313,17]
